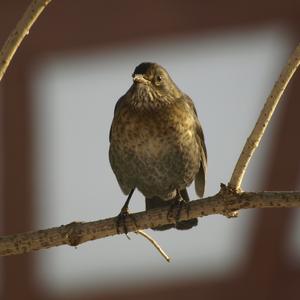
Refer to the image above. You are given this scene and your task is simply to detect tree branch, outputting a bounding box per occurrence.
[228,43,300,191]
[0,0,52,81]
[1,190,299,256]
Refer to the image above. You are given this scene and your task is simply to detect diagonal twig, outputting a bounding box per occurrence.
[135,230,171,262]
[0,0,53,81]
[228,43,300,191]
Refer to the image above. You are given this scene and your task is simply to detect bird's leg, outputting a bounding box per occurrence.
[167,189,190,223]
[178,189,191,218]
[166,190,182,221]
[116,188,137,237]
[175,190,190,222]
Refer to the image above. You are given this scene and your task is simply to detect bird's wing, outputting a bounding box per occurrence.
[109,96,125,143]
[183,95,207,197]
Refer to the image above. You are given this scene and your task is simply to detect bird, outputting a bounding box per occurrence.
[109,62,207,231]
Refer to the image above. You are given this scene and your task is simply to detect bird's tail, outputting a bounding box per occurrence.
[145,189,198,231]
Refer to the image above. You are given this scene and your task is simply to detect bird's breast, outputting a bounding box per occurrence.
[109,102,201,198]
[110,104,196,159]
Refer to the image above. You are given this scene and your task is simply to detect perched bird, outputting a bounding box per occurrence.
[109,62,207,231]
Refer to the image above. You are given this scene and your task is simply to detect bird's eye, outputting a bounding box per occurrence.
[155,75,163,84]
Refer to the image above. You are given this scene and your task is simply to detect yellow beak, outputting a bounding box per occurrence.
[133,74,149,84]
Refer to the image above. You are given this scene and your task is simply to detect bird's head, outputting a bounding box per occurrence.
[128,62,182,109]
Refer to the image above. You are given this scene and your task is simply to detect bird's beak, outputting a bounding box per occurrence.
[133,74,148,84]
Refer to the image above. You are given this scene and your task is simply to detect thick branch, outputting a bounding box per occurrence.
[1,190,299,256]
[229,43,300,191]
[0,0,52,81]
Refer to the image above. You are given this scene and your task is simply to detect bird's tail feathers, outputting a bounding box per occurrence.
[145,190,198,231]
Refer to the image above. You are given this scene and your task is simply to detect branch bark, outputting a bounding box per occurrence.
[228,43,300,191]
[1,190,299,256]
[0,0,52,81]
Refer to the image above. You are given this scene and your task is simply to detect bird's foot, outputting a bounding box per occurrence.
[116,208,137,239]
[167,197,190,223]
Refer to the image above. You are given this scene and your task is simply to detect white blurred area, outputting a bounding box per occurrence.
[31,25,292,295]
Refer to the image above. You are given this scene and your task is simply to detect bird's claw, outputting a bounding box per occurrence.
[167,198,190,223]
[116,209,137,238]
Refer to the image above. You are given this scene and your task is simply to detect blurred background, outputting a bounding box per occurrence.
[0,1,300,299]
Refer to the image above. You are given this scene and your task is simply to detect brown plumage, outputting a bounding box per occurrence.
[109,62,207,230]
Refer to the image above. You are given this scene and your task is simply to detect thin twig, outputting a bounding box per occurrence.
[135,230,170,262]
[228,43,300,191]
[0,0,53,81]
[1,191,300,256]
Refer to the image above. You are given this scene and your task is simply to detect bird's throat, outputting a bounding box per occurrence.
[129,84,171,110]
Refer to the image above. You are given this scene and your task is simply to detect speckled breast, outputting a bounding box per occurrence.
[109,101,200,199]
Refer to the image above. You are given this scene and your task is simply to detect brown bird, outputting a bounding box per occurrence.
[109,62,207,231]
